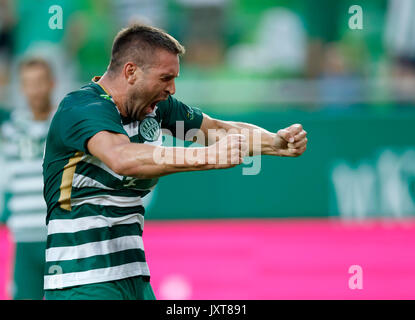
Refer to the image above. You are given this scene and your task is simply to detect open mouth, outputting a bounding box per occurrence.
[141,96,168,119]
[148,101,158,112]
[143,100,160,116]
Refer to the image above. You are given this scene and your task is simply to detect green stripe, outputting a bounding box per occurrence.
[71,187,150,199]
[45,248,146,274]
[44,158,67,216]
[123,177,158,190]
[130,134,139,142]
[47,204,145,221]
[47,223,142,248]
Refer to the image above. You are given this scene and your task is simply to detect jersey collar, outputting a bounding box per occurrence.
[92,76,114,102]
[91,76,133,125]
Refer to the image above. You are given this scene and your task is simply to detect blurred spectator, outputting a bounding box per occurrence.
[384,0,415,59]
[318,42,366,109]
[303,0,344,78]
[176,0,229,67]
[110,0,168,29]
[304,0,385,79]
[383,0,415,106]
[66,0,116,82]
[0,0,15,106]
[0,58,55,299]
[388,56,415,105]
[227,7,306,75]
[12,0,81,56]
[8,0,82,112]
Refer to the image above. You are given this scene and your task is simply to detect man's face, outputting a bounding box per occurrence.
[125,49,179,121]
[20,65,54,113]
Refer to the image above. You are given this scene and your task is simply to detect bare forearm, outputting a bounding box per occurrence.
[199,115,308,158]
[113,143,215,179]
[89,131,245,179]
[207,121,278,156]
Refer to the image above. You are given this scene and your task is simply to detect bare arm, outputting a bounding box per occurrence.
[87,131,246,179]
[198,113,308,157]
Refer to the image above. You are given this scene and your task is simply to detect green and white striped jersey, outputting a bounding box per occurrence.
[42,80,203,290]
[0,111,51,243]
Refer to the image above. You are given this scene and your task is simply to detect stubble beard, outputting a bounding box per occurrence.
[126,86,161,121]
[125,88,145,121]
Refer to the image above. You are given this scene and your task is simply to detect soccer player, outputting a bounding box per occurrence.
[42,24,308,300]
[0,58,55,299]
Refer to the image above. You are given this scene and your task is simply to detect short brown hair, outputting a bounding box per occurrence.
[108,24,185,74]
[19,57,54,79]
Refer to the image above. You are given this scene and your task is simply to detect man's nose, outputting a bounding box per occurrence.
[165,80,176,96]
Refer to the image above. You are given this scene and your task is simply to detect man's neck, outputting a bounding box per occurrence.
[96,73,127,117]
[31,102,53,121]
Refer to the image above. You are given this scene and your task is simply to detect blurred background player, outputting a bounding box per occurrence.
[0,57,55,299]
[0,0,14,117]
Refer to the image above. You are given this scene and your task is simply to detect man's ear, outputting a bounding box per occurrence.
[124,62,139,84]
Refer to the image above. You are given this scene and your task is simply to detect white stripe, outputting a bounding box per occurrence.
[71,194,143,207]
[123,121,139,137]
[8,160,43,175]
[12,231,47,243]
[7,213,46,229]
[72,173,114,190]
[81,155,123,180]
[1,122,16,137]
[44,262,150,290]
[10,176,44,193]
[8,195,47,212]
[47,213,143,235]
[45,235,144,262]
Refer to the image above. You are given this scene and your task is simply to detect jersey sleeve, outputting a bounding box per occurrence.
[57,99,128,154]
[157,95,203,139]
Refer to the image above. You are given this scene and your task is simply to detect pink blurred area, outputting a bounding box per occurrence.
[144,219,415,300]
[1,219,415,300]
[0,227,13,300]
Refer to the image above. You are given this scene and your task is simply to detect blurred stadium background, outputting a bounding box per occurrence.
[1,0,415,299]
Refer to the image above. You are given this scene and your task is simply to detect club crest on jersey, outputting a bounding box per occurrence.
[186,106,194,120]
[139,117,160,142]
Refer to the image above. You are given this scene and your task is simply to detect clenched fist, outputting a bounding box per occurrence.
[274,124,308,157]
[208,134,248,168]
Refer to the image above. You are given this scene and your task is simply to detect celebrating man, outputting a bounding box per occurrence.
[42,24,307,300]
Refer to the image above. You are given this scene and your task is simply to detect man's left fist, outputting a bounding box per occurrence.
[274,123,307,157]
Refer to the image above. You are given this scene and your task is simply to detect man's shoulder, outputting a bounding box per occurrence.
[57,83,118,117]
[60,83,106,108]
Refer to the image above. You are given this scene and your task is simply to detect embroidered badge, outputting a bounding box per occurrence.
[139,117,160,142]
